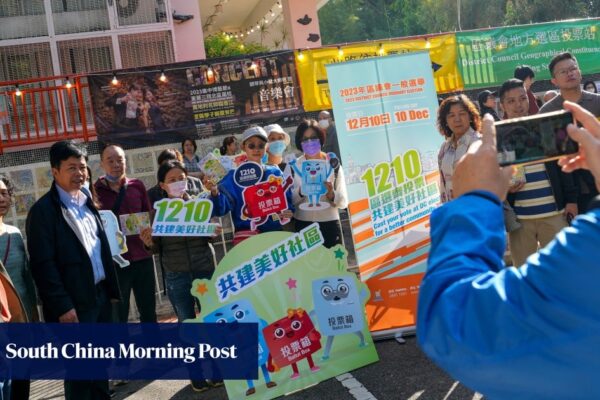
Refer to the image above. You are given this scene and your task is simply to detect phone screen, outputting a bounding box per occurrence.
[495,110,578,166]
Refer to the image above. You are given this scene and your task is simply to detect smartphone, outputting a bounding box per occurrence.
[494,110,578,166]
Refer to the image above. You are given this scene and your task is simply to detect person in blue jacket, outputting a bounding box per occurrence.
[417,101,600,400]
[208,126,294,245]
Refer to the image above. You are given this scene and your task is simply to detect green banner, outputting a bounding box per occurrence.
[457,20,600,89]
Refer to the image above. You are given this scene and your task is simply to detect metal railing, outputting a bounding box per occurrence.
[0,74,95,153]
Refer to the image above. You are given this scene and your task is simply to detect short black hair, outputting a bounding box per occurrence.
[548,52,576,77]
[49,140,87,169]
[157,160,187,183]
[514,65,535,81]
[294,119,326,150]
[181,137,197,154]
[499,79,525,102]
[157,148,182,165]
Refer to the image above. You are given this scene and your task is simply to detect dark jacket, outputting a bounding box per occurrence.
[25,183,120,322]
[148,185,215,275]
[480,106,501,121]
[507,161,577,210]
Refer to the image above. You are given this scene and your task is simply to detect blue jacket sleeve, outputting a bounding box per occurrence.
[417,191,600,400]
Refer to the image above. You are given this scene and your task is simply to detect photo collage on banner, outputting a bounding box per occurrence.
[191,225,379,399]
[326,52,443,334]
[88,51,304,146]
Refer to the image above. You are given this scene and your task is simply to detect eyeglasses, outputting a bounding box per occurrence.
[556,65,579,78]
[246,143,266,150]
[301,136,319,142]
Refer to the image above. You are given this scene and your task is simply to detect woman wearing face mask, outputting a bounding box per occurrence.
[437,95,482,203]
[291,120,348,248]
[140,160,219,321]
[209,126,294,245]
[140,160,221,392]
[264,124,291,172]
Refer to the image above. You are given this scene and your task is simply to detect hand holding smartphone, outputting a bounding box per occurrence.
[494,110,578,166]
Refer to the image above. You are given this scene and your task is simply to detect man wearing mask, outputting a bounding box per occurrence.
[319,110,341,162]
[95,144,157,324]
[499,78,577,267]
[26,140,120,399]
[539,52,600,212]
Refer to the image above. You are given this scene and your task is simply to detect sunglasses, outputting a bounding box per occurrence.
[246,142,266,150]
[301,136,320,142]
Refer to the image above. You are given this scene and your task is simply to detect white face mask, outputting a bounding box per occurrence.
[167,180,187,197]
[82,181,90,190]
[318,119,330,129]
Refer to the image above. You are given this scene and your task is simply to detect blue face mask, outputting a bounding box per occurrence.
[104,174,121,183]
[268,140,287,156]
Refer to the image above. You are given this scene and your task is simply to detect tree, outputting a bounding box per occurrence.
[204,34,269,58]
[318,0,600,45]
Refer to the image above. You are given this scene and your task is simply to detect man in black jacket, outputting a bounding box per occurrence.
[26,140,120,400]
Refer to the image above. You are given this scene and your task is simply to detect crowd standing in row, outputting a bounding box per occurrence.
[0,114,346,399]
[437,52,600,267]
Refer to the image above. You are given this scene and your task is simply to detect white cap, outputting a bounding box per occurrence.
[242,126,268,143]
[264,124,290,146]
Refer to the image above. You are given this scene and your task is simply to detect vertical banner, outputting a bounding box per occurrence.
[457,20,600,89]
[327,52,442,334]
[296,34,463,112]
[192,226,378,399]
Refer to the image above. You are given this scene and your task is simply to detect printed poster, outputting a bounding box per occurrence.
[191,224,378,399]
[457,19,600,89]
[234,162,293,231]
[151,198,219,237]
[119,212,150,236]
[296,34,462,111]
[88,51,303,145]
[326,52,442,333]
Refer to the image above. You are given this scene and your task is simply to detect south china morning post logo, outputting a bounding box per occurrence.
[0,323,258,381]
[4,341,237,364]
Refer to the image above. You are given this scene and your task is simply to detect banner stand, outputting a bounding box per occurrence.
[371,326,416,343]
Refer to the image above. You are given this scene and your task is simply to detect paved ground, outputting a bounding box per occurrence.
[30,215,484,400]
[31,337,482,400]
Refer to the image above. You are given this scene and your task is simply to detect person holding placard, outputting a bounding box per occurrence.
[95,144,157,324]
[140,160,219,322]
[209,126,294,245]
[290,119,348,248]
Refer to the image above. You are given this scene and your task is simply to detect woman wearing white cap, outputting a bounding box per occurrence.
[208,126,295,245]
[264,124,291,172]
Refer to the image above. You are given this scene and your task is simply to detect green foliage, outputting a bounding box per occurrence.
[318,0,600,44]
[204,34,269,58]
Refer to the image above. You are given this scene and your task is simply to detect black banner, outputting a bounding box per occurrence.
[89,51,304,146]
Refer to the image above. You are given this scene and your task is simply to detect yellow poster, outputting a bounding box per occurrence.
[296,34,463,111]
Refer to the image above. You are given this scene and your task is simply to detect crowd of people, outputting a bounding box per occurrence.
[0,113,346,399]
[421,51,600,399]
[437,52,600,267]
[1,48,598,400]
